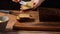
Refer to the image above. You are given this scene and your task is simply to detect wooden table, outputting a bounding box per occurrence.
[0,8,60,31]
[0,10,20,31]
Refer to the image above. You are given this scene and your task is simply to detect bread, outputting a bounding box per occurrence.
[0,20,3,23]
[17,14,31,20]
[21,1,34,10]
[21,5,30,10]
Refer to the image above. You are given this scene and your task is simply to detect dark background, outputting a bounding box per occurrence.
[0,0,31,10]
[0,0,20,10]
[40,0,60,9]
[0,0,60,10]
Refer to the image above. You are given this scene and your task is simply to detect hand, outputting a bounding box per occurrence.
[33,0,45,9]
[12,0,21,2]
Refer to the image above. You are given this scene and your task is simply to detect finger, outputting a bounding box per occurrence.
[17,0,21,2]
[12,0,20,2]
[20,11,23,13]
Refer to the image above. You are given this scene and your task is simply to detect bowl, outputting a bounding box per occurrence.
[0,16,9,32]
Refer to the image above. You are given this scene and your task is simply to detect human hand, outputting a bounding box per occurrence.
[12,0,21,3]
[33,0,45,9]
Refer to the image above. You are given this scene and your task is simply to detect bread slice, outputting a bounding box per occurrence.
[17,14,31,20]
[21,1,34,10]
[19,14,30,18]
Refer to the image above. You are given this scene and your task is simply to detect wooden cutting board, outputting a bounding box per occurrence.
[13,10,60,31]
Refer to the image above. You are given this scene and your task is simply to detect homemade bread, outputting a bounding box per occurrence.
[17,14,31,19]
[21,1,34,10]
